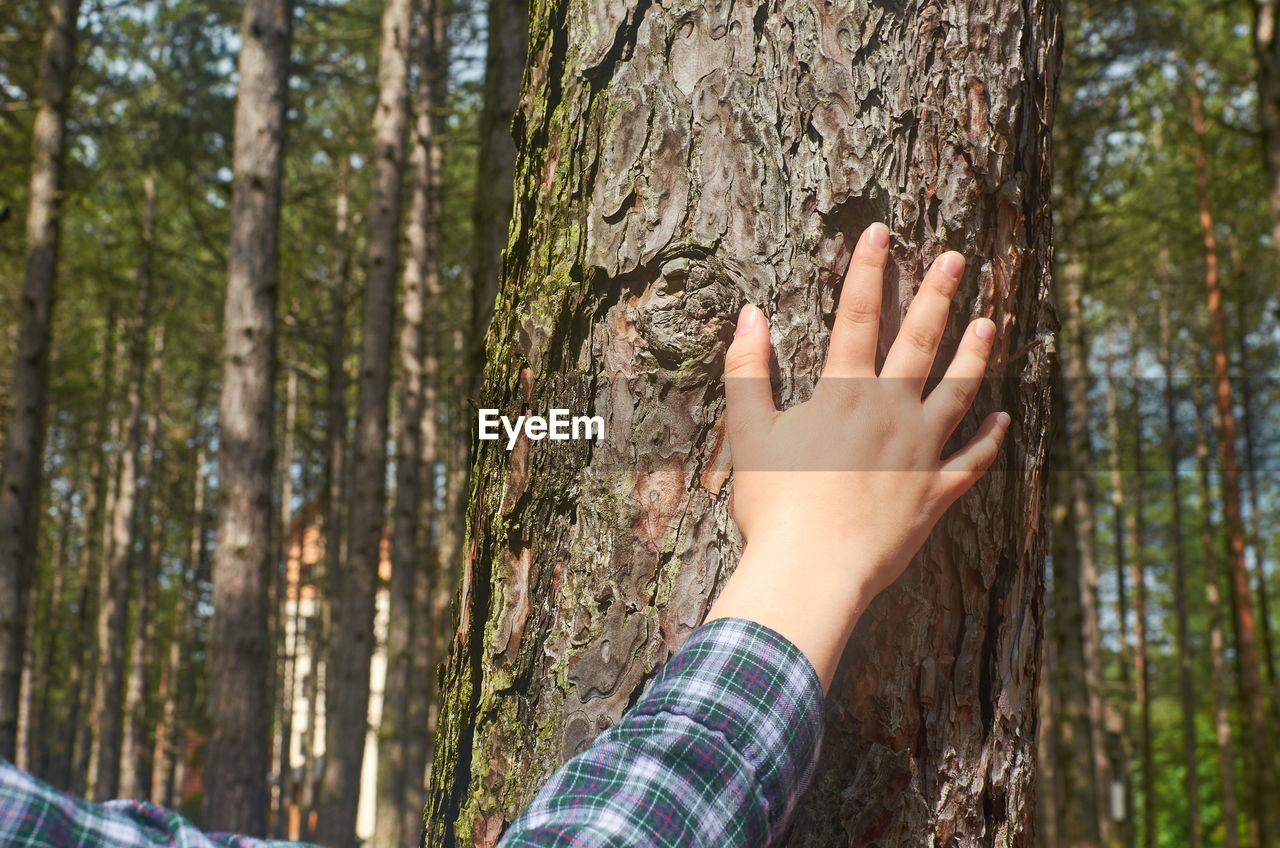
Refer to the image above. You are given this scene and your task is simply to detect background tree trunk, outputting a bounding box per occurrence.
[374,0,436,832]
[317,0,412,841]
[203,0,293,832]
[1249,0,1280,299]
[0,0,84,760]
[120,177,160,803]
[89,193,155,801]
[1190,63,1278,848]
[270,366,298,838]
[1058,257,1107,848]
[1191,349,1241,848]
[424,0,1062,844]
[466,0,527,396]
[303,160,352,843]
[1160,282,1202,848]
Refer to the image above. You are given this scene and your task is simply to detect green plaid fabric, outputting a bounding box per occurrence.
[499,617,825,847]
[0,760,311,847]
[0,618,821,847]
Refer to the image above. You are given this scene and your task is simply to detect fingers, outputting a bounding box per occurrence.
[880,251,966,386]
[824,223,888,380]
[936,410,1010,503]
[923,317,996,439]
[725,303,777,446]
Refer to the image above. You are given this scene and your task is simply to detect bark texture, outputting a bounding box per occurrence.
[426,1,1061,845]
[318,0,412,841]
[0,0,83,760]
[204,0,292,832]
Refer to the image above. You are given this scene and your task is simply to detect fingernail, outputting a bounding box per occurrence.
[996,411,1011,431]
[737,304,760,334]
[865,222,889,249]
[974,317,995,342]
[939,251,965,279]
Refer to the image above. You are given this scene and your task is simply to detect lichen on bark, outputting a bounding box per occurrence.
[425,1,1061,845]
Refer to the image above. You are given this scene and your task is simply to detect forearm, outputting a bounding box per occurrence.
[705,538,878,693]
[499,618,824,848]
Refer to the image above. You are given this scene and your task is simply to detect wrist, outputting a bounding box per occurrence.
[705,538,880,692]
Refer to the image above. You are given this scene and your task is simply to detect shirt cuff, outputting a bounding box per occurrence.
[634,617,825,842]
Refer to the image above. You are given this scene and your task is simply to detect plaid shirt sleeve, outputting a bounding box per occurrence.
[499,617,825,848]
[0,757,315,848]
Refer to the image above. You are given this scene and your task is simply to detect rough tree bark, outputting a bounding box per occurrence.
[317,0,412,841]
[1190,63,1278,848]
[203,0,292,832]
[425,1,1062,844]
[0,0,84,760]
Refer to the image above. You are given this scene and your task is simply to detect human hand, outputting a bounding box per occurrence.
[705,222,1008,690]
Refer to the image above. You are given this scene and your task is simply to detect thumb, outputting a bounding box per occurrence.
[725,304,776,446]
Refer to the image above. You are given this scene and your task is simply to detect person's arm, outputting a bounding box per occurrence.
[0,757,316,848]
[500,222,1005,846]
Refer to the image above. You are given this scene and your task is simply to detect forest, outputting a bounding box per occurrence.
[1,0,1279,845]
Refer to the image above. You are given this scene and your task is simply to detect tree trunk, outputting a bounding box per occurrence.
[317,0,412,840]
[1038,620,1061,848]
[204,0,292,832]
[1190,345,1241,848]
[1160,281,1201,848]
[1190,63,1278,848]
[30,453,78,780]
[90,188,155,801]
[1122,313,1154,848]
[467,0,527,396]
[0,0,83,760]
[1060,255,1109,847]
[272,366,298,838]
[151,386,207,808]
[303,159,352,843]
[121,177,161,802]
[1232,295,1278,696]
[66,312,118,795]
[1250,0,1280,300]
[405,3,448,833]
[424,0,1062,844]
[1102,344,1133,848]
[375,0,443,839]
